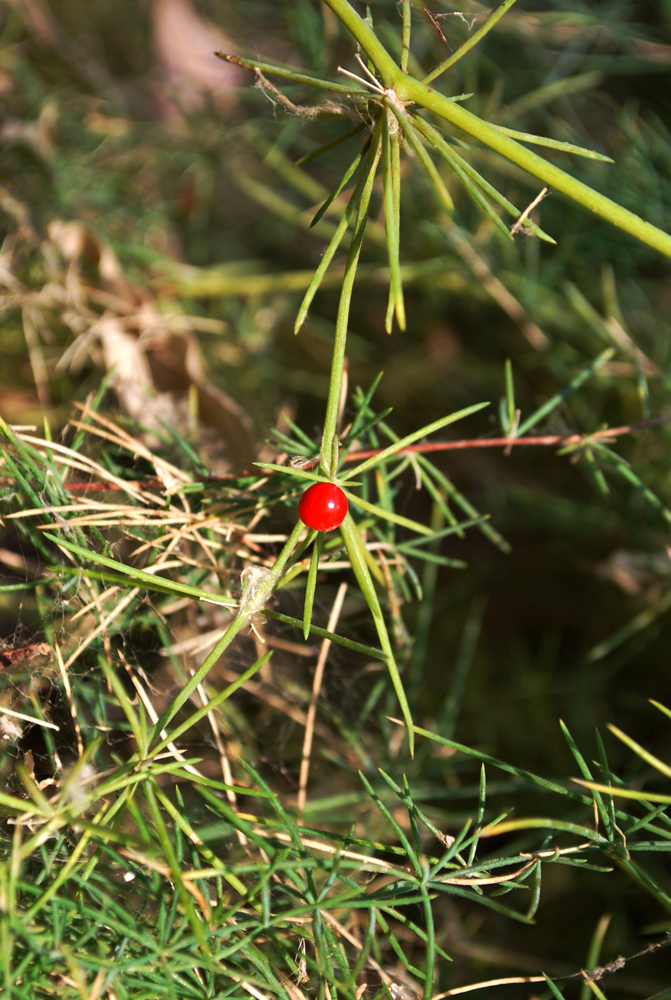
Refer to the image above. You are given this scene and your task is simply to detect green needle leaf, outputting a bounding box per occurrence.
[543,974,569,1000]
[341,401,490,482]
[490,124,614,162]
[294,123,366,167]
[391,720,592,802]
[303,534,322,640]
[382,109,405,332]
[310,145,366,228]
[215,51,370,95]
[43,533,237,607]
[340,513,414,756]
[411,114,555,243]
[343,489,434,536]
[423,0,521,84]
[263,608,386,660]
[502,359,516,435]
[516,348,614,437]
[607,725,671,780]
[393,110,454,213]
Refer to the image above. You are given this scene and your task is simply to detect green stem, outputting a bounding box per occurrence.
[421,879,435,1000]
[400,0,411,73]
[322,0,671,258]
[322,0,399,87]
[340,513,414,756]
[614,856,671,917]
[320,122,383,475]
[423,0,521,84]
[148,519,305,744]
[401,79,671,256]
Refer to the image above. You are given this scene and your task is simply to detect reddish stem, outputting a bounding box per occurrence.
[1,417,668,494]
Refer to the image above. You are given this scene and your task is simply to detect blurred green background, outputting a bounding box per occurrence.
[2,0,671,993]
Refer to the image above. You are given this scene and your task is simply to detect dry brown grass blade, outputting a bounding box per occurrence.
[249,827,539,888]
[62,588,139,672]
[55,639,83,757]
[71,402,191,489]
[431,976,545,997]
[436,858,536,886]
[247,824,418,879]
[194,674,246,845]
[0,704,59,731]
[297,581,348,824]
[21,304,50,408]
[116,848,211,918]
[240,983,273,1000]
[9,429,153,503]
[321,911,417,993]
[119,652,205,779]
[444,222,549,350]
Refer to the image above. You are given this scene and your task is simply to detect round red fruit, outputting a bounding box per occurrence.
[298,482,348,532]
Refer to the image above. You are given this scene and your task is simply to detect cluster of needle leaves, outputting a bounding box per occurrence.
[2,399,671,999]
[2,0,671,998]
[2,407,671,1000]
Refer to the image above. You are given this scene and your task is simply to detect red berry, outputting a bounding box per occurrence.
[298,482,348,532]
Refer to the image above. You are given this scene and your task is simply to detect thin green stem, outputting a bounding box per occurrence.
[320,122,383,475]
[614,856,671,916]
[341,401,489,482]
[423,0,521,84]
[421,877,435,1000]
[148,519,305,743]
[382,107,405,331]
[322,0,400,87]
[400,81,671,256]
[322,0,671,257]
[303,533,322,639]
[340,513,414,756]
[400,0,411,73]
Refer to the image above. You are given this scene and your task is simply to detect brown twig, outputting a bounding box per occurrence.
[1,417,669,494]
[343,415,671,461]
[510,185,549,235]
[253,67,357,121]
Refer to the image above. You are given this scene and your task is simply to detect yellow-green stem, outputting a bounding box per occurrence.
[321,0,671,257]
